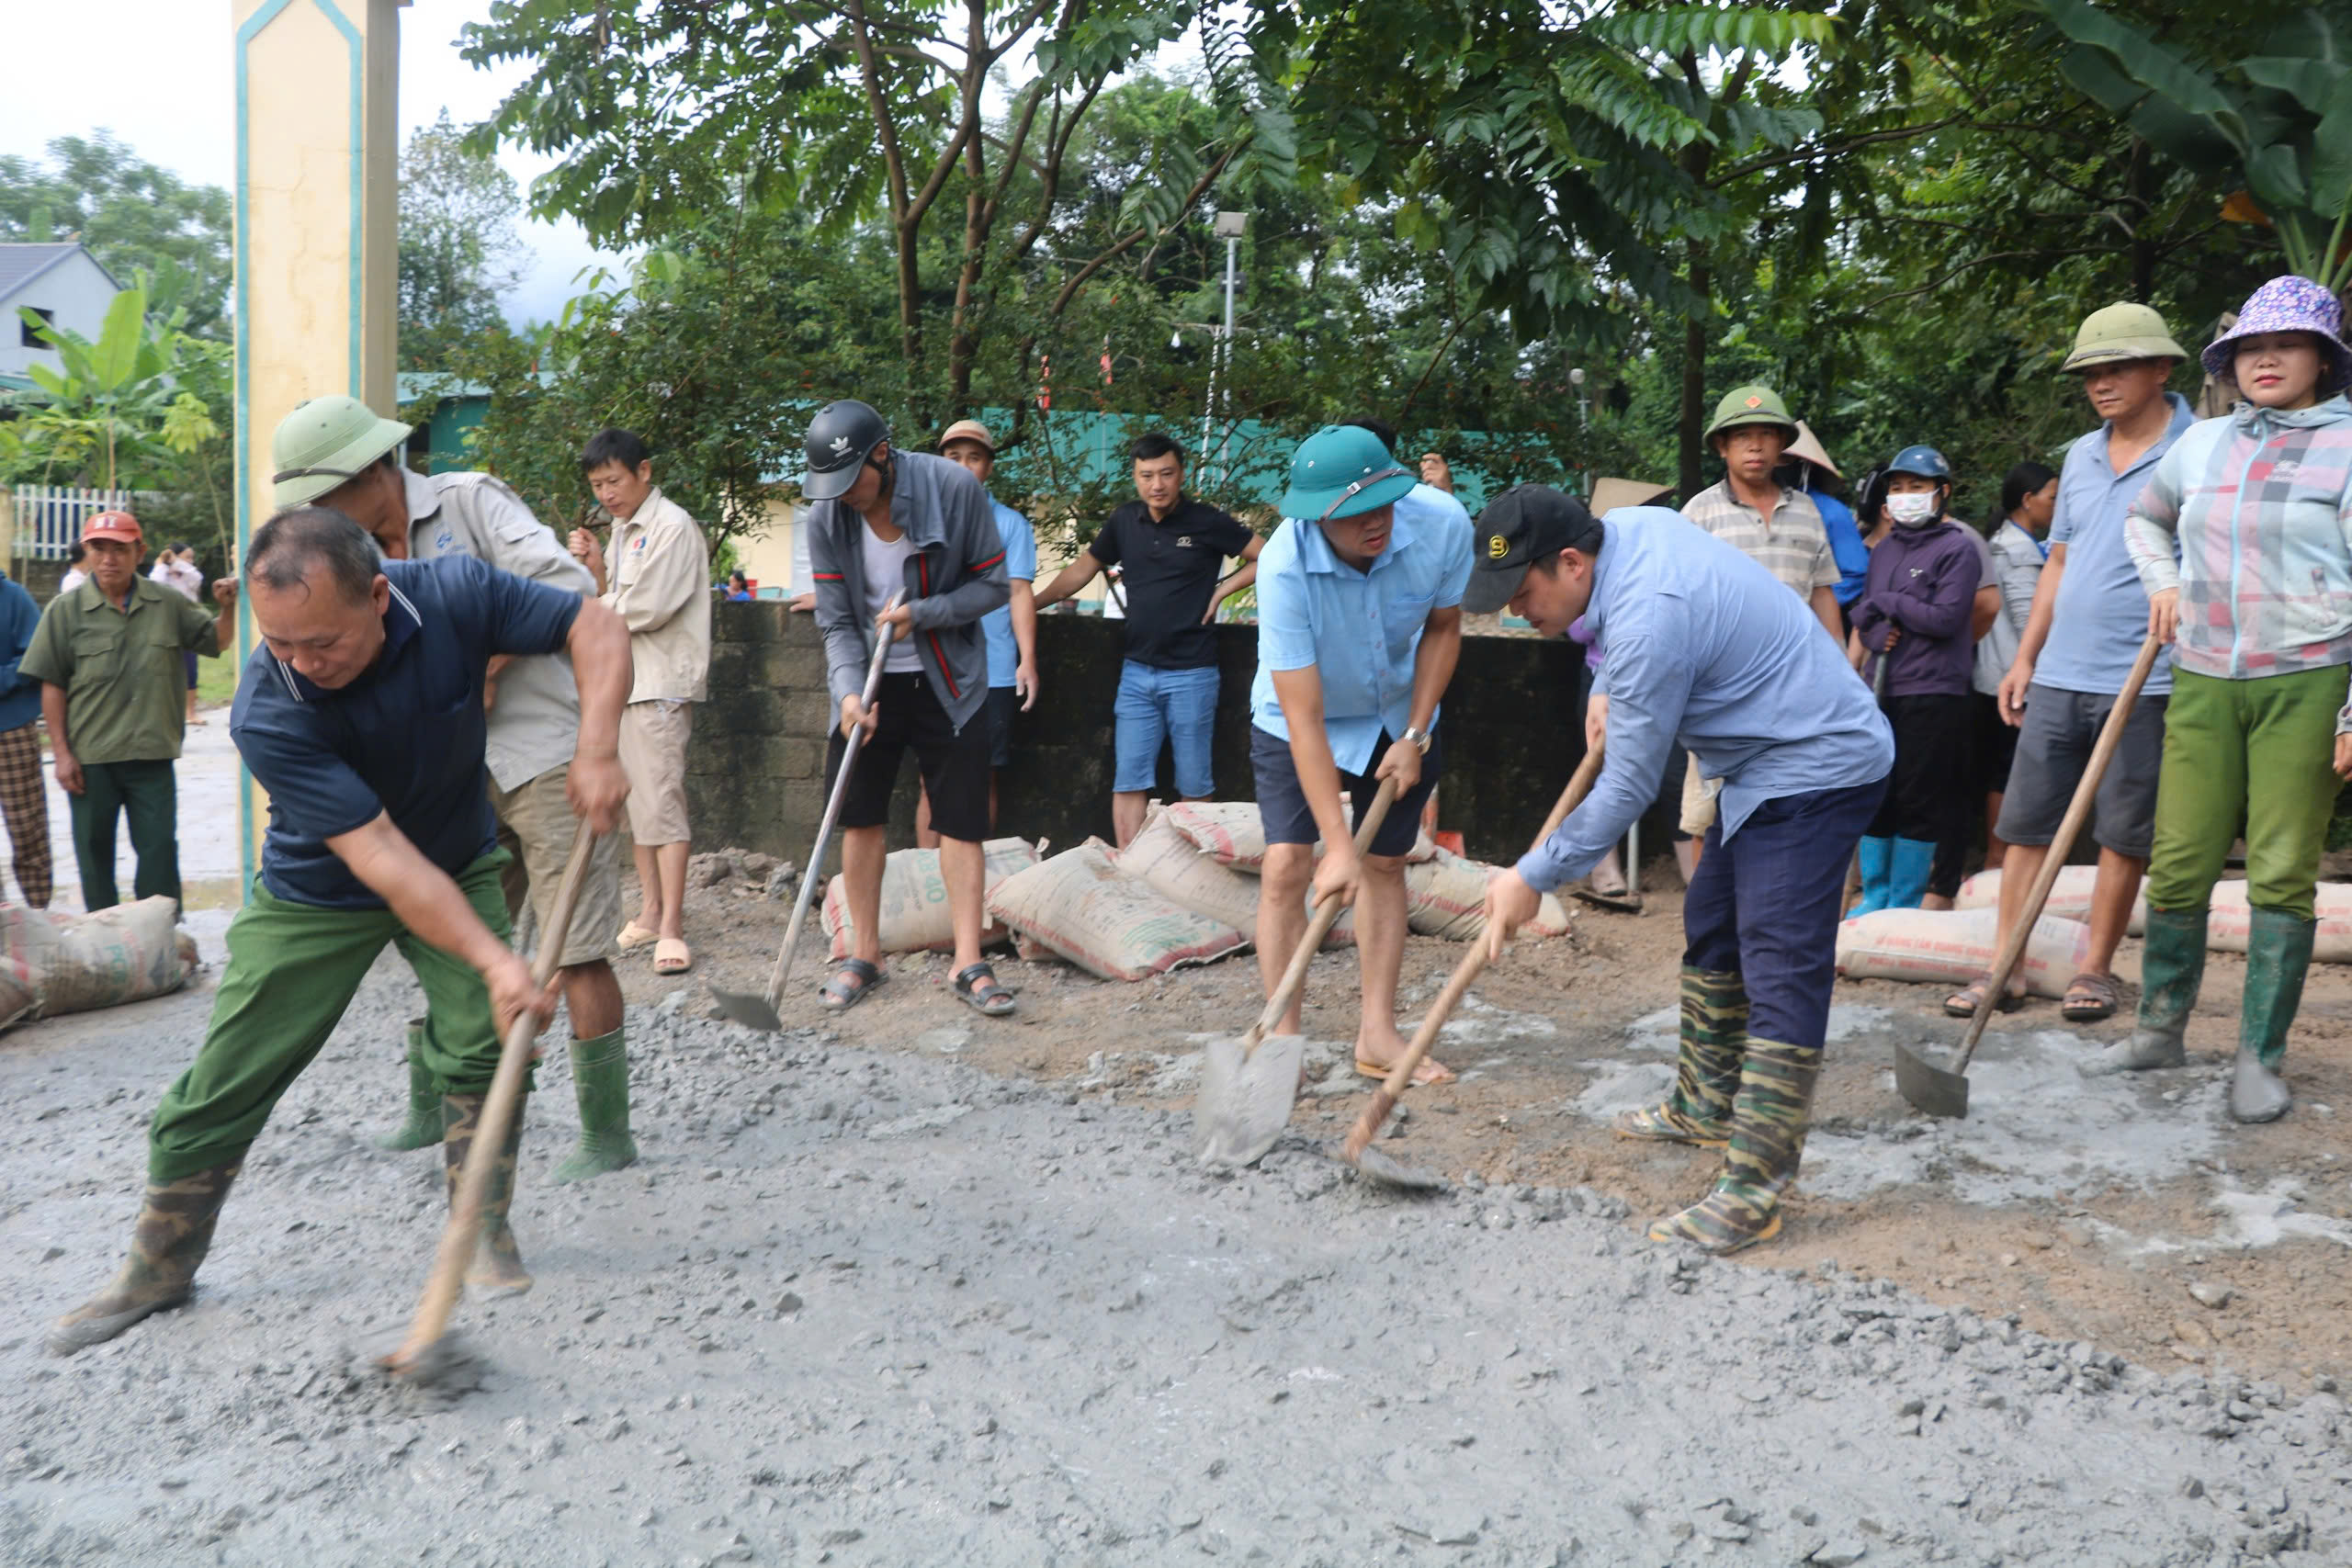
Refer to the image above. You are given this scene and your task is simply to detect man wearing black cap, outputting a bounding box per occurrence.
[798,400,1014,1018]
[1469,488,1891,1255]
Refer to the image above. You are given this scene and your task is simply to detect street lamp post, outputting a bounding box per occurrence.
[1206,211,1246,487]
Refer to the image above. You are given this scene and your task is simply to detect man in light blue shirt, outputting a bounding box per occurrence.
[1252,424,1472,1084]
[1473,489,1889,1257]
[922,419,1036,839]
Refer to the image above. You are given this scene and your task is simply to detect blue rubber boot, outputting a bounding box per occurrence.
[1886,838,1937,910]
[1849,837,1894,916]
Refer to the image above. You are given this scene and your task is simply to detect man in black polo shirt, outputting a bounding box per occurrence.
[45,508,632,1354]
[1032,433,1261,846]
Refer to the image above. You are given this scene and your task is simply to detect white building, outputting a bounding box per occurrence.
[0,243,124,380]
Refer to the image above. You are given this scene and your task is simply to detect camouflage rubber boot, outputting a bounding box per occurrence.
[1613,967,1745,1146]
[2082,907,2206,1077]
[443,1091,533,1298]
[552,1027,638,1184]
[46,1162,242,1356]
[1645,1037,1822,1256]
[372,1019,440,1152]
[2231,908,2312,1124]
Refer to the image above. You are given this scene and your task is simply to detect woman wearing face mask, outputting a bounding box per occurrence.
[2093,276,2352,1124]
[1846,446,1984,912]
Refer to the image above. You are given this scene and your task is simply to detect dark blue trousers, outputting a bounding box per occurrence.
[1682,778,1886,1049]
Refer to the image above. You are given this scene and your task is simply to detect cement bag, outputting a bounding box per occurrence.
[1404,848,1572,942]
[2203,900,2352,962]
[1953,865,2105,921]
[0,897,197,1024]
[987,840,1247,981]
[1835,908,2089,998]
[822,838,1039,958]
[1166,799,1436,872]
[1117,809,1354,949]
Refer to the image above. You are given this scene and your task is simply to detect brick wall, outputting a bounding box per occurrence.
[686,604,1679,876]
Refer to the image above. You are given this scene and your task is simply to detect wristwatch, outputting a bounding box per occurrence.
[1400,726,1432,755]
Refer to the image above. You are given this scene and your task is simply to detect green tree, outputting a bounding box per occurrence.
[0,132,233,336]
[398,109,530,369]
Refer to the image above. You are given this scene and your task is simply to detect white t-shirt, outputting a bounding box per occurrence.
[860,523,923,672]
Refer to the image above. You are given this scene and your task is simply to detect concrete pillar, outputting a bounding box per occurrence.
[230,0,405,881]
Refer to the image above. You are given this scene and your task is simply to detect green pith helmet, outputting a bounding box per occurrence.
[271,396,413,508]
[1280,424,1416,521]
[2060,302,2188,373]
[1703,385,1798,442]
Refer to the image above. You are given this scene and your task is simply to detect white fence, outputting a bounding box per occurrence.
[7,485,133,560]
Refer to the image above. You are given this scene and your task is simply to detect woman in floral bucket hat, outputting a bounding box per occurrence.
[2093,276,2352,1123]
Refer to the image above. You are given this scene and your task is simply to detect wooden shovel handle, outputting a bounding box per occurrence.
[1244,774,1402,1054]
[384,824,597,1373]
[1951,631,2163,1076]
[1341,740,1607,1159]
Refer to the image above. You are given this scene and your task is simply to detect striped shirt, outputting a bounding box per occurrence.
[1679,480,1838,599]
[2122,394,2352,728]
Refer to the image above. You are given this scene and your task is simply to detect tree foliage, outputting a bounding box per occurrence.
[398,109,530,370]
[0,132,233,336]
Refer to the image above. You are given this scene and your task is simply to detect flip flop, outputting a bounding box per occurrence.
[616,920,659,953]
[1356,1055,1456,1087]
[653,938,694,976]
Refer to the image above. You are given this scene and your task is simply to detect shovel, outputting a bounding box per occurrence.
[1894,632,2164,1118]
[1341,741,1609,1189]
[709,593,904,1032]
[1193,776,1401,1168]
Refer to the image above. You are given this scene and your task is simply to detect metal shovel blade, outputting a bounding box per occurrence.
[1347,1143,1449,1191]
[1193,1032,1306,1168]
[1894,1039,1971,1120]
[707,987,785,1034]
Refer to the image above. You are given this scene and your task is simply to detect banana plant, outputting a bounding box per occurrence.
[12,275,199,490]
[2035,0,2352,293]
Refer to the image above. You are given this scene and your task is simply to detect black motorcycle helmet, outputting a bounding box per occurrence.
[802,400,891,502]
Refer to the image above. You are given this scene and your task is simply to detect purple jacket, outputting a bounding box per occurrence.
[1853,520,1982,697]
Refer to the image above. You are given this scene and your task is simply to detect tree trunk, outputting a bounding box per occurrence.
[1679,247,1710,502]
[2126,135,2154,301]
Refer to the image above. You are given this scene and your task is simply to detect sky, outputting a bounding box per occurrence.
[2,0,628,326]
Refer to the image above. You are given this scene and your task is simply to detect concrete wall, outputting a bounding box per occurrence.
[688,604,1677,876]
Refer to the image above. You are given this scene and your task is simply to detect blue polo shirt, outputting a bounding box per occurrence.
[1518,507,1893,894]
[231,556,583,909]
[1813,486,1871,607]
[980,499,1036,688]
[1249,486,1475,773]
[2036,392,2195,696]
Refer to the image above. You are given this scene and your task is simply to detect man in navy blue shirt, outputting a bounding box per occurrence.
[0,563,50,907]
[47,508,632,1356]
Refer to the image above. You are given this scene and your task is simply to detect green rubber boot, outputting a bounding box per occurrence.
[552,1027,639,1183]
[443,1091,533,1298]
[2082,907,2206,1077]
[47,1162,242,1355]
[1646,1037,1822,1255]
[2232,908,2312,1124]
[1613,967,1744,1146]
[373,1019,439,1151]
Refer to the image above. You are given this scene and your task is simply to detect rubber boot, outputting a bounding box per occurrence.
[2082,907,2205,1077]
[1884,837,1937,911]
[552,1027,638,1183]
[372,1019,439,1152]
[2231,908,2312,1124]
[1646,1037,1821,1256]
[443,1092,533,1298]
[46,1162,242,1355]
[1614,967,1744,1146]
[1849,838,1894,916]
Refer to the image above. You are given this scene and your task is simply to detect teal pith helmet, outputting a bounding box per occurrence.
[1280,424,1416,521]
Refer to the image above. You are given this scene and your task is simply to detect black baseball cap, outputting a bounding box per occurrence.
[1463,484,1602,615]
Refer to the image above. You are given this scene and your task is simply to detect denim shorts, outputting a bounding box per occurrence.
[1114,660,1219,796]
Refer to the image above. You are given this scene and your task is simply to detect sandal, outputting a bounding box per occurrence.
[1943,971,2026,1019]
[2061,970,2120,1023]
[820,958,887,1010]
[616,920,659,953]
[1355,1055,1457,1087]
[952,962,1017,1018]
[652,938,693,976]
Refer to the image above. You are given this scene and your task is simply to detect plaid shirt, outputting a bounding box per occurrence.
[2123,395,2352,729]
[1679,481,1838,600]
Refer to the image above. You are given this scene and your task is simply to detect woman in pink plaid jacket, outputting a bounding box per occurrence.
[2096,275,2352,1123]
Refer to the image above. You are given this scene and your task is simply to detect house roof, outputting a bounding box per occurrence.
[0,242,122,304]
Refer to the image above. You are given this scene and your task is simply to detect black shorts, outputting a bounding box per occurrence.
[1250,724,1442,860]
[983,685,1019,770]
[1971,691,2018,798]
[825,671,992,843]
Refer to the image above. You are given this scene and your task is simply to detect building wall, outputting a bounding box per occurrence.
[0,252,120,378]
[687,604,1673,878]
